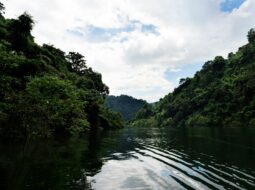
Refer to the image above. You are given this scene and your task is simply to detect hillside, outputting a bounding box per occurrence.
[105,95,147,121]
[0,7,123,139]
[132,29,255,128]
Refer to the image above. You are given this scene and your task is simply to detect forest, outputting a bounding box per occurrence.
[132,28,255,128]
[0,3,123,139]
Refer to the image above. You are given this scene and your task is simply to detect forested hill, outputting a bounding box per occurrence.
[105,95,147,121]
[0,4,123,139]
[132,29,255,128]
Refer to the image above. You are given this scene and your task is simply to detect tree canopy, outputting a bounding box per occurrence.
[248,28,255,44]
[66,52,87,73]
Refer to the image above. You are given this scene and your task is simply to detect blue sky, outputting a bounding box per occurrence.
[4,0,255,102]
[220,0,245,12]
[68,20,159,43]
[164,63,204,86]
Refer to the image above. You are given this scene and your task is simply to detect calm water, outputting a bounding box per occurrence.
[1,127,255,190]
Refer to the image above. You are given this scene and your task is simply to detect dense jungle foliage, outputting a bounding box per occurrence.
[132,29,255,128]
[105,95,147,121]
[0,4,123,139]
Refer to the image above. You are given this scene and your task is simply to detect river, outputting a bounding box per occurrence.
[1,127,255,189]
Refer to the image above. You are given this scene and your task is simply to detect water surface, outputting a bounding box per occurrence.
[1,127,255,189]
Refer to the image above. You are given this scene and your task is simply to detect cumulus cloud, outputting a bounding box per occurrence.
[2,0,255,102]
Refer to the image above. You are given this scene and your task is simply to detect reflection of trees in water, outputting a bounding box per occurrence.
[82,128,104,177]
[0,135,99,190]
[1,127,255,190]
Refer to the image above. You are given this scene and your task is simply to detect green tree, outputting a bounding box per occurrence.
[17,76,89,137]
[10,12,34,51]
[66,52,87,73]
[248,28,255,44]
[0,2,5,16]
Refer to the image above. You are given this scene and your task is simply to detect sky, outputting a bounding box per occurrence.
[2,0,255,102]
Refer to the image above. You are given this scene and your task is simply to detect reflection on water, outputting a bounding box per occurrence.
[1,127,255,189]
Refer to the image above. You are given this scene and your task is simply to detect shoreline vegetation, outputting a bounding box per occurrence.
[0,3,123,140]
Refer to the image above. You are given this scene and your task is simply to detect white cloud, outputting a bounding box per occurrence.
[2,0,255,102]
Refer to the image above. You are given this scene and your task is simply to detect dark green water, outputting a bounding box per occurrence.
[1,127,255,190]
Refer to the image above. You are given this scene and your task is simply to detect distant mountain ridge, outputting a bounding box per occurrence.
[105,95,147,121]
